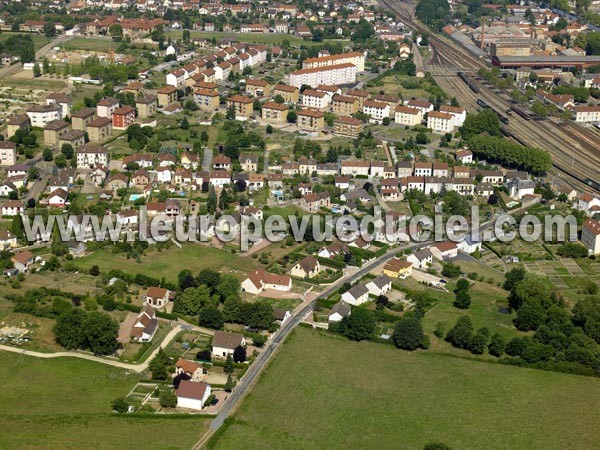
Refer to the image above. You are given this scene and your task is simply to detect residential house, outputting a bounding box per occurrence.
[157,85,178,107]
[175,358,204,382]
[290,256,322,278]
[2,200,24,216]
[430,241,459,260]
[76,144,109,169]
[176,381,211,410]
[333,116,363,138]
[383,258,413,278]
[332,94,359,116]
[46,93,72,117]
[241,269,292,294]
[227,95,254,120]
[366,274,393,296]
[455,149,473,164]
[273,83,299,103]
[11,250,34,273]
[341,283,369,306]
[301,89,329,110]
[245,79,271,97]
[0,230,17,249]
[130,304,159,342]
[406,99,434,114]
[427,111,455,133]
[211,330,246,359]
[26,104,61,127]
[146,286,171,309]
[194,88,219,111]
[328,301,351,322]
[439,105,466,127]
[363,100,390,124]
[6,114,31,138]
[112,106,136,129]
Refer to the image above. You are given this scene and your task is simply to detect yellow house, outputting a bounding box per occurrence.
[194,88,220,111]
[382,258,413,279]
[273,83,299,103]
[227,95,254,120]
[261,102,288,124]
[297,109,325,131]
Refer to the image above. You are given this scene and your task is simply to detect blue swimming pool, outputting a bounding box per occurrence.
[129,194,142,201]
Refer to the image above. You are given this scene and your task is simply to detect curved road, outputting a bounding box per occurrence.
[0,321,214,373]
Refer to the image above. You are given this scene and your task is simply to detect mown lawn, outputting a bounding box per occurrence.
[0,352,209,449]
[75,243,258,282]
[209,327,600,450]
[166,30,339,47]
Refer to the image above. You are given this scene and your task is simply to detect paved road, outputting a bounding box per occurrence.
[0,321,214,372]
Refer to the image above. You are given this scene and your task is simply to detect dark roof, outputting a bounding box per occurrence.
[369,274,392,289]
[329,301,351,318]
[212,330,244,350]
[346,283,368,299]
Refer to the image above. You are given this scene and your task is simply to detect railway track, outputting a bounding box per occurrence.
[380,0,600,193]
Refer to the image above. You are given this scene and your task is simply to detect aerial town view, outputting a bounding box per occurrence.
[2,0,600,448]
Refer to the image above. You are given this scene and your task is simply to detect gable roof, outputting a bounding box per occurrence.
[176,380,209,400]
[212,330,244,350]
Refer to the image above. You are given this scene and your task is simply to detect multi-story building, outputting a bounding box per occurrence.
[439,105,466,127]
[332,94,359,116]
[112,106,136,129]
[6,115,30,138]
[46,92,72,118]
[96,97,120,118]
[289,63,357,89]
[58,130,86,150]
[194,88,220,111]
[394,105,423,126]
[406,99,434,115]
[297,109,325,131]
[0,142,17,166]
[273,84,299,103]
[245,79,271,97]
[86,117,113,142]
[43,119,70,146]
[572,105,600,123]
[76,144,109,169]
[301,89,329,110]
[302,51,365,72]
[26,104,61,127]
[261,102,289,124]
[582,219,600,254]
[427,111,455,133]
[227,95,254,120]
[346,89,370,109]
[136,95,158,118]
[333,116,363,138]
[71,107,96,131]
[363,100,390,124]
[157,85,177,107]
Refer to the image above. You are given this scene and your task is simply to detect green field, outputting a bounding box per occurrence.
[209,327,600,450]
[63,37,120,52]
[0,352,209,449]
[76,243,258,282]
[166,30,344,47]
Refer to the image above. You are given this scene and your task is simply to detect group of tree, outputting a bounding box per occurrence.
[453,278,471,309]
[0,34,35,63]
[415,0,451,30]
[445,316,497,355]
[54,308,119,355]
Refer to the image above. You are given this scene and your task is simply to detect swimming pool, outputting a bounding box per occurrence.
[129,194,142,201]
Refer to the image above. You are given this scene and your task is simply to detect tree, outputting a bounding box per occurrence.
[224,373,236,392]
[216,274,240,301]
[266,124,273,134]
[53,308,86,350]
[445,316,473,349]
[453,289,471,309]
[174,285,212,316]
[509,275,551,312]
[10,214,25,243]
[223,296,242,322]
[460,109,500,138]
[198,305,224,329]
[172,372,191,389]
[44,21,57,37]
[82,311,119,355]
[159,389,177,408]
[33,63,41,78]
[233,345,246,362]
[423,443,452,450]
[503,267,526,292]
[180,117,190,130]
[514,300,546,331]
[111,396,129,413]
[488,333,506,357]
[89,265,100,276]
[287,110,297,123]
[468,332,487,354]
[43,147,53,161]
[207,186,217,213]
[531,101,548,118]
[224,354,235,374]
[197,268,221,290]
[149,348,170,380]
[441,263,461,278]
[392,317,425,350]
[351,18,375,41]
[334,308,375,341]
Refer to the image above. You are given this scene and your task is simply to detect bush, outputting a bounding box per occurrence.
[196,349,212,361]
[392,317,425,351]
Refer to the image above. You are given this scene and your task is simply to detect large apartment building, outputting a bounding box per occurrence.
[302,51,365,72]
[289,63,357,89]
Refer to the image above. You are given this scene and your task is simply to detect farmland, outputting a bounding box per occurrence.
[0,352,210,449]
[209,327,600,450]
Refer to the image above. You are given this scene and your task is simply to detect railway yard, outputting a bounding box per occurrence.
[382,0,600,194]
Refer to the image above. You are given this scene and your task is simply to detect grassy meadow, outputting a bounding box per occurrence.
[0,352,209,449]
[209,327,600,450]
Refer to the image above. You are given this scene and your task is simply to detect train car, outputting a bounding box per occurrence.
[457,71,480,94]
[511,105,531,120]
[476,99,489,109]
[498,114,509,125]
[584,178,600,192]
